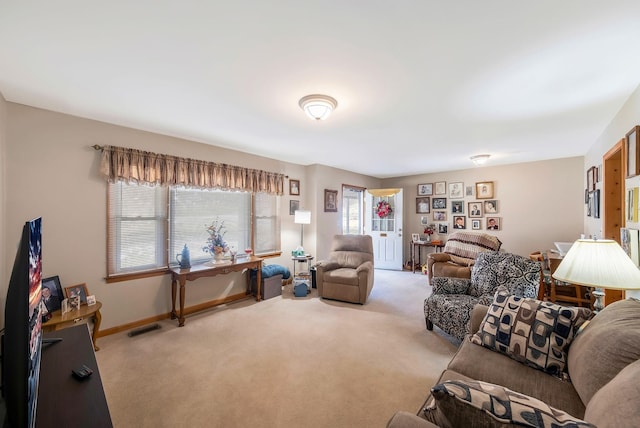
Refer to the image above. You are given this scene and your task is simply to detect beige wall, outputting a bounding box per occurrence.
[4,103,379,329]
[383,157,585,259]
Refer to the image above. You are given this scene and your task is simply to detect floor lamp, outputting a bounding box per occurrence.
[552,239,640,312]
[294,210,311,250]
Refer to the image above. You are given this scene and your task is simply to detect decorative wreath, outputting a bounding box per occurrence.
[376,201,393,218]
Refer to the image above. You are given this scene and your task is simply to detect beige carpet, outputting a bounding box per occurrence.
[95,269,458,428]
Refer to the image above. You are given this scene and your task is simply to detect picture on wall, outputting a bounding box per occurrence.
[438,224,448,234]
[471,219,481,230]
[453,216,466,229]
[465,186,474,197]
[433,210,447,221]
[432,198,447,209]
[476,181,494,199]
[626,125,640,178]
[484,200,498,213]
[289,200,300,215]
[449,182,463,198]
[468,202,483,218]
[324,189,338,212]
[451,200,464,214]
[487,217,501,230]
[289,179,300,195]
[418,183,433,196]
[435,181,446,195]
[416,197,430,213]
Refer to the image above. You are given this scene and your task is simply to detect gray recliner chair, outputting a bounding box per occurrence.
[316,235,374,304]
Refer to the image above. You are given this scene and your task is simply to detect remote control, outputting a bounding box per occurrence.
[72,365,94,380]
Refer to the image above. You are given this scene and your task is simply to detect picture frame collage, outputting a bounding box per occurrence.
[416,181,501,233]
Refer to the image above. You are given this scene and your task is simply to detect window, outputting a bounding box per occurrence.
[107,182,280,279]
[342,185,364,234]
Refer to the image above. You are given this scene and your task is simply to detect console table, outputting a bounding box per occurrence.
[410,241,445,273]
[37,324,112,428]
[42,301,103,351]
[170,256,263,327]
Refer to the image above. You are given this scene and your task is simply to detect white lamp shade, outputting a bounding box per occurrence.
[553,239,640,290]
[299,95,337,120]
[294,210,311,225]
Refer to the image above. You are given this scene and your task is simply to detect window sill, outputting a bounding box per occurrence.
[106,268,170,284]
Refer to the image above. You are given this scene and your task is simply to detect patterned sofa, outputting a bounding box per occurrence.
[388,297,640,428]
[424,251,539,340]
[427,231,502,279]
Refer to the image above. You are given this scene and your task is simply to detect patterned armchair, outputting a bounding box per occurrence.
[424,252,540,341]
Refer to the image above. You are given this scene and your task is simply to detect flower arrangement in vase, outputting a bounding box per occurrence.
[203,219,229,261]
[424,224,436,242]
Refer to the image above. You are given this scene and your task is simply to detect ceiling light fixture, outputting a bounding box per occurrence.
[470,154,491,166]
[299,94,338,120]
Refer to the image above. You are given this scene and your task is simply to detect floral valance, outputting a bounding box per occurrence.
[99,145,284,195]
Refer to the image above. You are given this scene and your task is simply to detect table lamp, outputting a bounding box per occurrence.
[552,239,640,312]
[294,210,311,249]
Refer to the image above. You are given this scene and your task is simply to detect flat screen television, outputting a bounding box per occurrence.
[2,217,43,428]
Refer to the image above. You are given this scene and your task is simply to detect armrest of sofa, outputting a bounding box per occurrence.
[356,260,373,274]
[469,304,489,334]
[316,260,341,272]
[386,411,439,428]
[431,277,471,295]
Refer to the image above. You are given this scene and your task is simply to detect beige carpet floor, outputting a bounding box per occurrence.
[95,269,458,428]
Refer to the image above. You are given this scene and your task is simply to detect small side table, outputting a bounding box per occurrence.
[411,241,445,273]
[42,302,103,351]
[292,255,314,277]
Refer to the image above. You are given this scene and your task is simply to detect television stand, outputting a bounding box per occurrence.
[36,324,112,427]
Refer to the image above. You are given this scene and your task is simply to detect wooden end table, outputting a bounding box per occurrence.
[42,301,103,351]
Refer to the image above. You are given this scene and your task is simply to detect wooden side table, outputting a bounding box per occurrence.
[42,301,103,351]
[411,241,445,273]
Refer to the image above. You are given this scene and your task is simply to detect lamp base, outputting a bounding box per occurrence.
[592,287,605,313]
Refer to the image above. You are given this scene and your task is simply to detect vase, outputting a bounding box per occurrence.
[425,235,432,243]
[214,252,224,263]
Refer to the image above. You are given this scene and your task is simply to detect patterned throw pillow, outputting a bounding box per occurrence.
[423,379,595,428]
[471,287,592,375]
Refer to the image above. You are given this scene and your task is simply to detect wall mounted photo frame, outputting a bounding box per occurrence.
[468,202,483,218]
[42,275,64,312]
[435,181,446,195]
[417,183,433,196]
[451,200,464,214]
[64,283,89,304]
[433,210,447,221]
[453,216,466,229]
[465,186,474,197]
[432,198,447,209]
[475,181,494,199]
[591,189,601,219]
[487,217,501,230]
[483,200,498,214]
[324,189,338,212]
[438,224,448,234]
[471,219,481,230]
[289,200,300,215]
[416,197,430,213]
[626,126,640,178]
[449,182,464,198]
[289,179,300,195]
[587,166,596,191]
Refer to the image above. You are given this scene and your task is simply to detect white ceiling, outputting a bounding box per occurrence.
[1,1,640,178]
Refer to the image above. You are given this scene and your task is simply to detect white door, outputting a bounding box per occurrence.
[365,189,403,270]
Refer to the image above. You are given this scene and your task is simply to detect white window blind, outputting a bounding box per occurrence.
[108,182,168,274]
[170,188,251,265]
[254,192,280,255]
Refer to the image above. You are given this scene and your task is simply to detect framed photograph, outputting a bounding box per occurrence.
[465,186,474,197]
[411,233,420,242]
[324,189,338,212]
[449,182,463,198]
[626,126,640,178]
[451,200,464,214]
[587,166,596,191]
[487,217,501,230]
[483,200,498,213]
[289,200,300,215]
[476,181,494,199]
[432,198,447,209]
[435,181,446,195]
[433,210,447,221]
[68,295,80,311]
[417,183,433,196]
[585,189,589,204]
[86,295,97,306]
[416,197,430,213]
[64,283,89,305]
[471,219,481,230]
[592,189,601,219]
[42,275,64,312]
[453,215,466,229]
[438,224,448,234]
[289,179,300,195]
[468,202,483,218]
[420,216,429,226]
